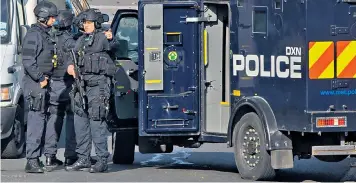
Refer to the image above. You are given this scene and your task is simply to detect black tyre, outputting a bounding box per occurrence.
[233,112,275,181]
[1,104,26,159]
[112,130,136,164]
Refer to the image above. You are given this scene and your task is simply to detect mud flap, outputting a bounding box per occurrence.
[271,150,294,169]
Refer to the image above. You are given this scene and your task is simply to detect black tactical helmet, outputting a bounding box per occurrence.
[34,1,58,20]
[82,8,105,28]
[73,11,86,30]
[55,10,74,28]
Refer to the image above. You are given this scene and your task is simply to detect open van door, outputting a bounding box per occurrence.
[110,7,139,121]
[108,7,139,165]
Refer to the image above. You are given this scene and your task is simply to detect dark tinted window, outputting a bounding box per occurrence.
[114,16,138,63]
[237,0,244,7]
[253,9,267,33]
[275,0,281,9]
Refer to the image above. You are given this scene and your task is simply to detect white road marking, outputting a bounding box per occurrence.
[140,154,164,166]
[170,150,194,165]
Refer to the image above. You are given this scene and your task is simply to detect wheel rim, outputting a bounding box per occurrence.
[241,126,261,168]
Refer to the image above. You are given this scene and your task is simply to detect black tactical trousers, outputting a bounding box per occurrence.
[23,75,48,159]
[72,76,110,161]
[44,79,76,159]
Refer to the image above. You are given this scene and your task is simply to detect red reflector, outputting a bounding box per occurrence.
[316,116,347,128]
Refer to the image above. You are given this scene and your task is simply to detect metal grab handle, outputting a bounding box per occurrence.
[339,0,356,3]
[146,25,161,29]
[162,105,179,110]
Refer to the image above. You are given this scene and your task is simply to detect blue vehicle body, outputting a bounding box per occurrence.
[110,0,356,180]
[132,0,356,136]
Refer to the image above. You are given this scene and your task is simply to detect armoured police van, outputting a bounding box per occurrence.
[111,0,356,180]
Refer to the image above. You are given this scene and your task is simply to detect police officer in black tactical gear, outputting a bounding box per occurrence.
[44,10,98,168]
[65,8,116,173]
[22,0,58,173]
[42,10,77,170]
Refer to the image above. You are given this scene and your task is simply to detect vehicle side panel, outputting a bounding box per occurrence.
[230,0,308,131]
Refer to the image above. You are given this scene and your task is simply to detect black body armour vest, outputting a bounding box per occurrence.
[76,32,116,77]
[52,31,74,79]
[33,24,55,75]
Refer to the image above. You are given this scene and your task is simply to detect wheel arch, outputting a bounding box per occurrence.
[227,96,278,150]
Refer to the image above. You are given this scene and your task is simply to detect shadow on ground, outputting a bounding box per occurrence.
[100,151,354,182]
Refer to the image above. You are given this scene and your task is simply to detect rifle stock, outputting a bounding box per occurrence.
[70,49,88,110]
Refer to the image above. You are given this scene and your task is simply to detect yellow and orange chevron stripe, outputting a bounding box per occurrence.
[308,41,334,79]
[336,41,356,78]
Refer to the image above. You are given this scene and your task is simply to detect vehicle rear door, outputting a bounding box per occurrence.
[307,0,356,112]
[139,2,201,134]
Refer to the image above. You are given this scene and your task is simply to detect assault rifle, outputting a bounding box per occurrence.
[70,49,87,110]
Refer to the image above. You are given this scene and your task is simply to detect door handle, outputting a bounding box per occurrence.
[162,105,179,110]
[146,25,161,29]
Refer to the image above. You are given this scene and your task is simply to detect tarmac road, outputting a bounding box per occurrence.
[1,132,356,182]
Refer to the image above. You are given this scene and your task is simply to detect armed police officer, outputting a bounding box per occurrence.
[65,8,116,173]
[42,10,78,170]
[45,9,98,168]
[21,0,58,173]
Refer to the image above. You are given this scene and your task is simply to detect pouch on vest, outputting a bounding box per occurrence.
[83,54,92,73]
[78,54,85,67]
[91,54,100,73]
[105,59,116,77]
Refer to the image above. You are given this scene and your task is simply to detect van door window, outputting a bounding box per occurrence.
[114,16,138,63]
[0,0,11,44]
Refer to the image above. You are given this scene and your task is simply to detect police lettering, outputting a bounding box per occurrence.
[233,54,302,78]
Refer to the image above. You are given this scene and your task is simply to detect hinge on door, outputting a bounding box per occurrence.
[330,25,349,36]
[180,4,218,23]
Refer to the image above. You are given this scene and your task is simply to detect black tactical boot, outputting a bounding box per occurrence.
[45,156,63,172]
[65,157,96,166]
[64,157,78,166]
[25,158,45,173]
[46,156,63,166]
[65,158,91,171]
[89,158,108,173]
[90,157,97,165]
